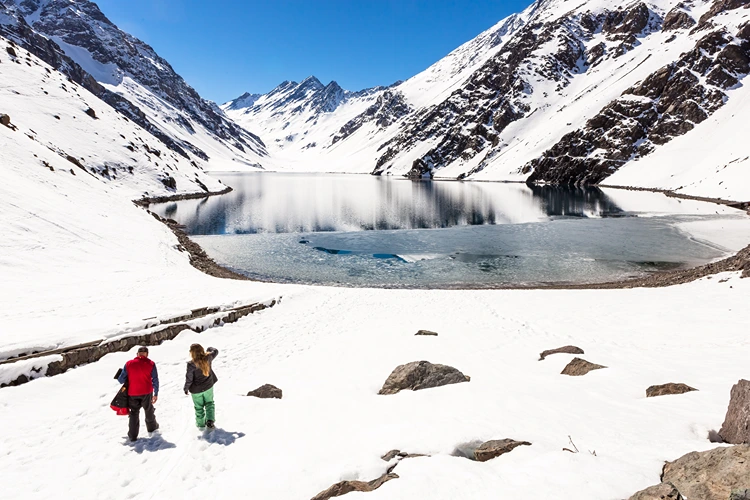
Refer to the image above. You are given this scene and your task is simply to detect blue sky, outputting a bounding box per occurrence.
[94,0,530,104]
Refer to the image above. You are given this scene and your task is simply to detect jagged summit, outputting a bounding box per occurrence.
[223,0,750,199]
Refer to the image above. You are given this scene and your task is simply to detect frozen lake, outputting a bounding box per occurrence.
[150,173,750,288]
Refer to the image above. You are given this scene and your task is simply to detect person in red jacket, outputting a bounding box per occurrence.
[117,346,160,441]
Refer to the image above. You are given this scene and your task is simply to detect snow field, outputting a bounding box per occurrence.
[0,276,748,499]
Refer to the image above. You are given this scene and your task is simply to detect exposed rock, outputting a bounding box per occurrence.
[538,345,584,360]
[405,158,433,179]
[561,357,606,376]
[663,8,696,31]
[331,90,411,145]
[662,445,750,500]
[415,330,438,336]
[646,383,697,398]
[84,107,97,119]
[0,113,10,126]
[699,0,750,26]
[160,175,177,190]
[731,489,750,500]
[378,361,470,395]
[474,439,532,462]
[381,450,402,461]
[524,24,742,185]
[247,384,283,399]
[380,449,428,462]
[719,379,750,444]
[6,46,16,57]
[629,482,684,500]
[310,473,398,500]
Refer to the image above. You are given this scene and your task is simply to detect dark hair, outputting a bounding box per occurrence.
[189,344,210,377]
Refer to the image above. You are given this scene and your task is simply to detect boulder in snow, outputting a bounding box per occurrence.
[85,107,97,119]
[539,345,584,360]
[474,439,532,462]
[378,361,470,395]
[561,357,606,376]
[719,379,750,444]
[628,482,684,500]
[6,46,16,57]
[380,449,428,461]
[247,384,282,399]
[646,383,698,398]
[661,445,750,500]
[310,472,398,500]
[0,114,10,127]
[415,329,438,336]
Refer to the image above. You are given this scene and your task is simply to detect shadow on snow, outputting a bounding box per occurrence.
[123,433,177,454]
[202,428,245,446]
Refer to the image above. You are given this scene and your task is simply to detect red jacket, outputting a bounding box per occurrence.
[124,357,157,396]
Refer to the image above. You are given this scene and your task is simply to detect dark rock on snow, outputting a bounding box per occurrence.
[0,113,10,126]
[646,383,697,398]
[310,473,398,500]
[247,384,283,399]
[474,439,532,462]
[85,107,97,119]
[378,361,470,395]
[415,329,438,336]
[538,345,584,360]
[719,379,750,444]
[560,357,606,376]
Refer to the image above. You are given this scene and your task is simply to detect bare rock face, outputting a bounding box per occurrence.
[474,439,532,462]
[662,445,750,500]
[415,330,438,336]
[731,489,750,500]
[719,379,750,444]
[629,482,684,500]
[247,384,283,399]
[561,357,606,376]
[646,383,698,398]
[378,361,470,395]
[539,345,584,360]
[310,473,398,500]
[663,7,696,31]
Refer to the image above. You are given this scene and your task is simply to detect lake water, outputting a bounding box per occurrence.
[150,173,750,288]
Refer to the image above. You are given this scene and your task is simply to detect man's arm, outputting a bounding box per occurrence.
[151,364,159,397]
[117,364,128,385]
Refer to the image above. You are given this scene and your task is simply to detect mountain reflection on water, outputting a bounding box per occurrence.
[148,173,747,288]
[155,173,625,235]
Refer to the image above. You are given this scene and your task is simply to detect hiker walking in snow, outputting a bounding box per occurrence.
[184,344,219,429]
[117,346,160,441]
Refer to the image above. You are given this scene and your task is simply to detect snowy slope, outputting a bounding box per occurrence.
[0,34,284,353]
[2,0,267,171]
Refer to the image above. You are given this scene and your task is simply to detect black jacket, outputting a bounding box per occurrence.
[184,347,219,394]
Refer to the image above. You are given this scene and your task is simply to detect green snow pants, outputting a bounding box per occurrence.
[191,387,215,427]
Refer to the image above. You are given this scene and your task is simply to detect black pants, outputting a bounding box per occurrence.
[128,393,158,440]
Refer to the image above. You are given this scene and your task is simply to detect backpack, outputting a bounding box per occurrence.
[110,368,129,416]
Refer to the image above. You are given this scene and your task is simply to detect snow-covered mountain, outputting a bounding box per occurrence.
[1,0,267,171]
[225,0,750,200]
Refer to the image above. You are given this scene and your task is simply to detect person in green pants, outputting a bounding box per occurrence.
[183,344,219,429]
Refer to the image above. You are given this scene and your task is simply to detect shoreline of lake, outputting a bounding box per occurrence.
[139,180,750,290]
